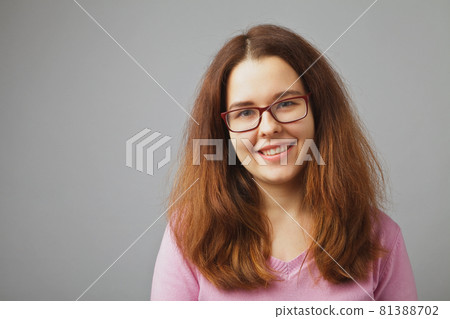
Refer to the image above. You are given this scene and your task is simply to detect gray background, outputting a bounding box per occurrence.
[0,0,449,300]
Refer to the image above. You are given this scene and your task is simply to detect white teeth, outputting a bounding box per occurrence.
[261,145,289,156]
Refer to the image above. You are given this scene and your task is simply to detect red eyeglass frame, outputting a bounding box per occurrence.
[220,93,312,133]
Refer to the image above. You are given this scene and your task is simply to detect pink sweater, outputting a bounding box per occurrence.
[151,212,417,300]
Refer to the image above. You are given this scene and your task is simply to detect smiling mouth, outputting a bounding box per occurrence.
[258,144,294,156]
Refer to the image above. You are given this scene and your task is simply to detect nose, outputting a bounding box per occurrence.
[257,110,282,137]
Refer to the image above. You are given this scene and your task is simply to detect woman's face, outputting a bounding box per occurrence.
[226,56,315,186]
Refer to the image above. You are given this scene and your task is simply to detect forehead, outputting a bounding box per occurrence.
[226,56,305,106]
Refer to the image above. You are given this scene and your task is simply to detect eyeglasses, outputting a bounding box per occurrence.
[221,93,311,133]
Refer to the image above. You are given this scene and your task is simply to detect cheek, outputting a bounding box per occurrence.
[307,109,315,137]
[286,119,315,141]
[305,117,315,138]
[229,133,256,159]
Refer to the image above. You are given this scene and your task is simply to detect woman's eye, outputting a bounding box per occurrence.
[277,101,294,110]
[237,109,256,117]
[277,101,294,109]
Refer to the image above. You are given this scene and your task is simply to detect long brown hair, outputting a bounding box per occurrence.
[167,24,386,290]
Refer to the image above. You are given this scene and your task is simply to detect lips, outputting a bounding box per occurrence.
[257,143,295,156]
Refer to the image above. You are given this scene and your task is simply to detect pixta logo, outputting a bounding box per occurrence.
[192,138,325,166]
[126,128,172,176]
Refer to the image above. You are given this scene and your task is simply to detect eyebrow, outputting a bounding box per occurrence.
[228,90,304,110]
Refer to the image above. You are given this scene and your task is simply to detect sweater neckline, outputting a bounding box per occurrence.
[269,250,309,278]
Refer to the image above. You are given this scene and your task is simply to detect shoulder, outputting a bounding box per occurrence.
[372,210,401,251]
[151,224,200,300]
[157,223,199,275]
[371,210,418,300]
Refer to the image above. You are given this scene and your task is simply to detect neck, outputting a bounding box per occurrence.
[254,177,307,221]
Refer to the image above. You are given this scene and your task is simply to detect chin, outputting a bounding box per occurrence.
[253,168,301,186]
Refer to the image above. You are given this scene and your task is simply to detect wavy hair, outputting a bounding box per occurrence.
[167,24,386,290]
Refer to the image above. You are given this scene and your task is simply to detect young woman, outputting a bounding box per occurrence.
[151,24,417,300]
